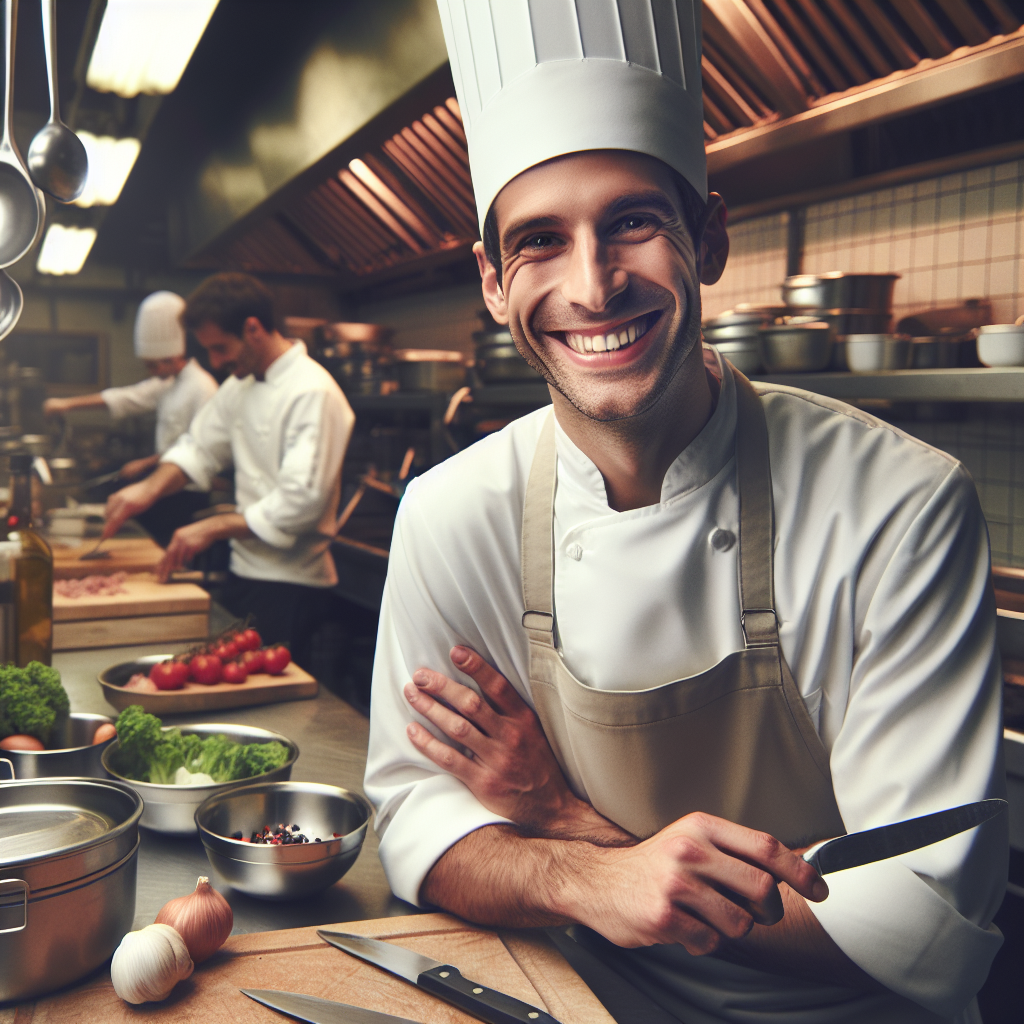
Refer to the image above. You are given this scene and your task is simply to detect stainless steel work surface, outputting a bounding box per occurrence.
[53,628,417,933]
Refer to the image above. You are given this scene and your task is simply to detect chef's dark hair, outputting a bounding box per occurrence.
[183,272,276,338]
[482,167,707,290]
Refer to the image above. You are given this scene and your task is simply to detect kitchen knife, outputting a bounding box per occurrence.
[802,798,1006,875]
[241,989,418,1024]
[316,931,561,1024]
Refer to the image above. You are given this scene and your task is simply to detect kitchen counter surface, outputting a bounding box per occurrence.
[54,638,418,934]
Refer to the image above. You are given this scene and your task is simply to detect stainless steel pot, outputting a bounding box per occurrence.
[759,322,833,373]
[3,712,114,779]
[392,349,466,393]
[805,309,892,338]
[473,333,543,384]
[782,273,899,311]
[102,722,298,834]
[0,776,142,1001]
[709,339,761,374]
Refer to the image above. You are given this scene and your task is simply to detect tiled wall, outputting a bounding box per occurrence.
[702,157,1024,566]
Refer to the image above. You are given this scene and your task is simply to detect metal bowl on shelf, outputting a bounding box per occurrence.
[782,273,899,312]
[709,338,761,374]
[195,781,372,900]
[391,349,466,392]
[3,712,115,779]
[845,334,911,372]
[759,322,833,373]
[101,723,298,834]
[910,336,961,369]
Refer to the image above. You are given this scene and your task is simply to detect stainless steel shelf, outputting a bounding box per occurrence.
[751,368,1024,403]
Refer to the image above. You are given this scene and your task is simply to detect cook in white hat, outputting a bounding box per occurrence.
[364,3,1005,1023]
[44,290,218,543]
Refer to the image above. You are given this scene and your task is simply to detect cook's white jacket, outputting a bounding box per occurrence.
[161,342,354,586]
[365,352,1006,1023]
[101,358,218,454]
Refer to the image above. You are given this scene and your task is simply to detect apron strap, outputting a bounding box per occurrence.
[733,372,779,648]
[521,412,557,647]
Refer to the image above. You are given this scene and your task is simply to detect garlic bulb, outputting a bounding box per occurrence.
[110,923,193,1004]
[155,875,233,962]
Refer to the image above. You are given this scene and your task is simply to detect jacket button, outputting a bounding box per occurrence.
[566,543,583,561]
[709,528,735,552]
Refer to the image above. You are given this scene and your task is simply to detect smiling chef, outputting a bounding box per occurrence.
[364,3,1007,1022]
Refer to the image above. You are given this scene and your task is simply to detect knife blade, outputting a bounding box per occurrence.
[241,989,416,1024]
[803,798,1006,875]
[316,931,561,1024]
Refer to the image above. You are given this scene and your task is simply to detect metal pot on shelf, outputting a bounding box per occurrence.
[782,273,899,313]
[391,349,466,393]
[0,772,142,1002]
[473,327,543,384]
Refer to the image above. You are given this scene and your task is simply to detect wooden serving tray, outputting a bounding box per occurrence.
[0,913,613,1024]
[53,576,211,651]
[100,661,319,714]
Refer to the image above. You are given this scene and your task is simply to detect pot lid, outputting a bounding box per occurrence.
[0,779,142,887]
[392,349,464,363]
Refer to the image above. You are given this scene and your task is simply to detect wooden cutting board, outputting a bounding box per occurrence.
[52,537,166,580]
[52,575,211,651]
[0,913,614,1024]
[100,660,319,713]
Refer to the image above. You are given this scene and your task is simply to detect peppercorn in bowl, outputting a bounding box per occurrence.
[194,781,372,899]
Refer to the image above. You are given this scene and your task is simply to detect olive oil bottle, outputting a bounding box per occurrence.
[7,452,52,666]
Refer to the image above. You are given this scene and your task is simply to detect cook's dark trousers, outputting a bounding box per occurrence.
[136,490,210,549]
[219,572,334,672]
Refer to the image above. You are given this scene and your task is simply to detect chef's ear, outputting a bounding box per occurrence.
[474,241,510,325]
[697,193,729,286]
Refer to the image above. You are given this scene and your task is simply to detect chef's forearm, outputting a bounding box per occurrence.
[420,824,594,928]
[715,882,885,993]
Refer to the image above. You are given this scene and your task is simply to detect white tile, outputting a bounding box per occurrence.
[993,160,1023,182]
[965,165,993,188]
[961,223,989,264]
[988,217,1019,259]
[992,181,1021,216]
[964,186,992,221]
[853,208,873,238]
[990,294,1022,325]
[987,257,1019,298]
[935,265,959,301]
[912,230,937,269]
[959,260,988,298]
[934,228,962,265]
[914,177,939,198]
[892,199,914,233]
[938,191,963,226]
[890,235,912,272]
[912,197,938,230]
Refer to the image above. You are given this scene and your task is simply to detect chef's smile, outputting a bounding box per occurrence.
[558,310,662,357]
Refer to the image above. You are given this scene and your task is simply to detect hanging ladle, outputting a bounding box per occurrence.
[27,0,86,202]
[0,268,22,340]
[0,0,43,268]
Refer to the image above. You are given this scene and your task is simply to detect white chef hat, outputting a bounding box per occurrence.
[437,0,706,231]
[134,291,186,360]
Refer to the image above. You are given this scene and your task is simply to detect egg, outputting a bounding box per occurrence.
[0,734,45,751]
[93,722,117,745]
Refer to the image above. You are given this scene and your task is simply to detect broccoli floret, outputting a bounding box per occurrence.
[113,705,165,781]
[146,738,188,785]
[0,664,56,743]
[24,662,69,716]
[234,740,290,780]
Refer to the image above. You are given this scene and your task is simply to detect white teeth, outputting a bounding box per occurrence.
[564,315,650,355]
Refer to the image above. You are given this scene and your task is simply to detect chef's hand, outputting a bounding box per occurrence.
[156,512,251,582]
[570,813,829,953]
[43,397,71,417]
[120,455,158,480]
[406,647,629,843]
[104,482,155,538]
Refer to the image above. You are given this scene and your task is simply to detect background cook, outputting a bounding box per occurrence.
[364,3,1007,1023]
[43,290,218,546]
[103,272,355,670]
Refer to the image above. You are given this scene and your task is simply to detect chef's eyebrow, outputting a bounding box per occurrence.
[500,190,679,256]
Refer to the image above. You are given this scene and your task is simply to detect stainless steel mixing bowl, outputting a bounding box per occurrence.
[3,712,115,779]
[195,781,372,900]
[101,723,298,834]
[759,322,833,373]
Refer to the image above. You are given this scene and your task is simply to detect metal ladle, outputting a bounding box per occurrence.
[27,0,86,202]
[0,0,43,267]
[0,268,22,339]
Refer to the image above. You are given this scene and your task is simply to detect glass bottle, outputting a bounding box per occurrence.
[7,452,52,666]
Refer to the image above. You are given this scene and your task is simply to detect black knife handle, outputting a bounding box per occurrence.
[418,965,561,1024]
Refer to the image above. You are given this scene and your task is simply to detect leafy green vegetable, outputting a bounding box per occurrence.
[113,706,290,784]
[0,662,71,744]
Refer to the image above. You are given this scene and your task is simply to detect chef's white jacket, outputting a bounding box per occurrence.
[161,342,354,587]
[365,352,1006,1023]
[101,358,218,455]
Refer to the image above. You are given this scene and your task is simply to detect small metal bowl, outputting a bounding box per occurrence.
[709,338,761,374]
[101,723,298,834]
[759,322,833,373]
[195,781,372,900]
[2,713,115,779]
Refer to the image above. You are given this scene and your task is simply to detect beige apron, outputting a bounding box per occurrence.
[520,373,846,848]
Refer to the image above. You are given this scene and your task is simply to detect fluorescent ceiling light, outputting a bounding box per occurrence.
[86,0,220,98]
[36,225,98,276]
[73,133,141,207]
